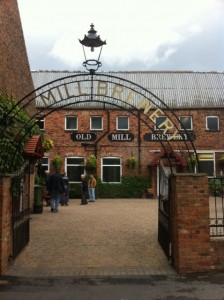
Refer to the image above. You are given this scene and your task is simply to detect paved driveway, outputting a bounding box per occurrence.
[6,199,175,277]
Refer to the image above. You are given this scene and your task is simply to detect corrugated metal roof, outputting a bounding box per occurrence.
[31,71,224,109]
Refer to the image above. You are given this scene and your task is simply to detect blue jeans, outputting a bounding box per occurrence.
[50,191,61,212]
[88,188,95,201]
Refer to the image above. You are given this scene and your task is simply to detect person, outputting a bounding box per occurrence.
[88,174,96,202]
[61,172,70,206]
[47,170,65,212]
[80,174,88,205]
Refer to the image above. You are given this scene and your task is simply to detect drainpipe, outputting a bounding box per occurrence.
[93,109,110,158]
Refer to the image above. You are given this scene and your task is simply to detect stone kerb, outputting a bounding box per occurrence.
[170,173,212,274]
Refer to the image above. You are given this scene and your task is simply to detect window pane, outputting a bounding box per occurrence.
[179,116,192,130]
[67,166,84,181]
[198,153,214,160]
[155,116,166,130]
[66,157,85,182]
[103,158,120,165]
[103,166,120,182]
[117,116,129,130]
[207,117,219,131]
[66,116,77,130]
[41,157,49,172]
[67,158,84,165]
[91,117,102,130]
[102,157,121,183]
[198,161,214,176]
[41,165,48,173]
[41,157,49,165]
[36,116,44,130]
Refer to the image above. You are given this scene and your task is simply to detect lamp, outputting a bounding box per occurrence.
[79,23,106,73]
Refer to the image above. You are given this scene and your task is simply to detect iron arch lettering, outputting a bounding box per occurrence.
[0,73,198,173]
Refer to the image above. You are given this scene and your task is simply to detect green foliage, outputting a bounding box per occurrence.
[52,154,63,171]
[69,183,82,198]
[126,157,138,169]
[10,175,24,197]
[86,154,97,169]
[209,178,224,196]
[0,90,41,173]
[121,175,150,197]
[187,155,197,172]
[69,176,151,199]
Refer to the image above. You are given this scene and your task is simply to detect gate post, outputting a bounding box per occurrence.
[0,175,12,275]
[170,173,212,274]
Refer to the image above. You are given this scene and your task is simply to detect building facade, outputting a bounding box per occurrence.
[0,0,38,275]
[0,0,35,114]
[32,71,224,196]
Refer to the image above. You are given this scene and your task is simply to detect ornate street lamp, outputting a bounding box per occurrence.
[79,23,106,73]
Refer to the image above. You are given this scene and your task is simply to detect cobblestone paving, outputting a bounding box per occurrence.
[6,199,176,277]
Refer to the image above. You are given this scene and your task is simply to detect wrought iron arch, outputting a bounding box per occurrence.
[0,73,198,173]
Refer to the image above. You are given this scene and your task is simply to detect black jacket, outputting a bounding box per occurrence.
[48,173,65,193]
[81,178,88,192]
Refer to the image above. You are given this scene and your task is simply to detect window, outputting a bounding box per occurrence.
[179,116,193,130]
[41,157,49,172]
[65,116,78,130]
[90,116,103,130]
[154,116,167,130]
[66,157,85,182]
[206,116,219,131]
[102,157,121,183]
[36,116,45,130]
[198,153,214,177]
[116,116,129,130]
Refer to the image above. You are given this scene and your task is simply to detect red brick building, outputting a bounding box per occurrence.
[0,0,37,275]
[32,71,224,196]
[0,0,35,114]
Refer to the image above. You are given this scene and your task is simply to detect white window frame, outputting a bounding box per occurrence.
[116,116,129,130]
[197,152,215,177]
[101,157,121,183]
[41,157,49,172]
[179,116,193,131]
[90,116,103,130]
[206,116,219,131]
[65,116,78,130]
[66,157,85,183]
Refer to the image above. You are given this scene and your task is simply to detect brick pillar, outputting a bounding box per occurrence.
[170,173,211,274]
[0,175,12,275]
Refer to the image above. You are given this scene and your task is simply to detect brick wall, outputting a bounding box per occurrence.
[0,0,35,114]
[0,176,12,275]
[170,173,224,274]
[43,108,224,177]
[44,109,151,176]
[0,0,37,275]
[210,239,224,270]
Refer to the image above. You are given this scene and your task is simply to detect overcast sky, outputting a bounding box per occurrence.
[17,0,224,72]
